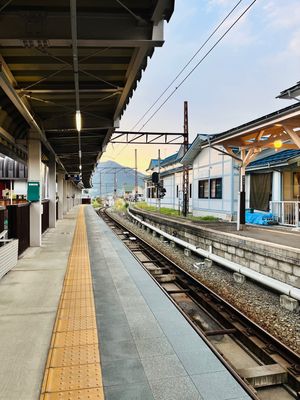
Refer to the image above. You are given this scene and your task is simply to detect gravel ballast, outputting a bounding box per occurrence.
[108,209,300,354]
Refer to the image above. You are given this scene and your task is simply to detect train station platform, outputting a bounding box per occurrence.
[0,205,252,400]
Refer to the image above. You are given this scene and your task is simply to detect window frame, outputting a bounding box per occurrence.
[210,178,222,199]
[198,178,222,199]
[198,179,209,199]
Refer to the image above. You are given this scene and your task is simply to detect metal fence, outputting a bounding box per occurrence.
[270,201,300,227]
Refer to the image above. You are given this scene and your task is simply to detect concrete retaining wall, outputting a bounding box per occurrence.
[130,208,300,289]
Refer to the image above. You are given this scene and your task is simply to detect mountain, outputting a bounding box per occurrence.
[88,160,146,197]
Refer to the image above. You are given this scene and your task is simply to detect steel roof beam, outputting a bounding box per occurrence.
[0,12,153,43]
[152,0,174,23]
[0,63,47,147]
[0,62,67,171]
[42,114,113,130]
[0,39,163,47]
[18,88,122,94]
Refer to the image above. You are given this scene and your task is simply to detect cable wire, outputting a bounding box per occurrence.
[139,0,257,131]
[112,0,257,159]
[131,0,244,131]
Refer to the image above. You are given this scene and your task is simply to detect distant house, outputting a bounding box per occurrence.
[181,136,239,220]
[182,103,300,226]
[247,149,300,225]
[182,137,300,222]
[144,103,300,226]
[145,146,193,212]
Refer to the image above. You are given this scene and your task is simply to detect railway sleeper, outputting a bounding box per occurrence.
[238,364,287,388]
[148,267,169,275]
[155,274,177,283]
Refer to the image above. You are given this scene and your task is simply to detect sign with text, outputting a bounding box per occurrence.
[27,181,40,202]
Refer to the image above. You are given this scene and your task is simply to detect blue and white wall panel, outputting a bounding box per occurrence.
[192,147,238,220]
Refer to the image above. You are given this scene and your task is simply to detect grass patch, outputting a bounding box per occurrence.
[189,215,219,222]
[113,198,128,212]
[92,197,102,208]
[135,202,219,222]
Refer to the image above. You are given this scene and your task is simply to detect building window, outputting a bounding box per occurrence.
[210,178,222,199]
[147,183,157,199]
[176,185,179,198]
[198,178,222,199]
[189,183,192,198]
[198,180,209,198]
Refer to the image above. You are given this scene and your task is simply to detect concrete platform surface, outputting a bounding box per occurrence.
[85,206,252,400]
[0,208,78,400]
[0,206,253,400]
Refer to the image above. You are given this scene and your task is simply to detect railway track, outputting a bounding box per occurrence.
[99,208,300,400]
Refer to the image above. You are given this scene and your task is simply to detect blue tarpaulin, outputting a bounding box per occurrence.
[245,211,276,225]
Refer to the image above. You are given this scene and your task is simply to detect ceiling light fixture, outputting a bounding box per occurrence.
[273,139,283,150]
[76,110,82,132]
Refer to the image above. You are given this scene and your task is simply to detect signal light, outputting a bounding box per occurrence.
[159,186,166,198]
[151,172,159,184]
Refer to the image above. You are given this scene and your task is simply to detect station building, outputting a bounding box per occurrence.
[145,104,300,227]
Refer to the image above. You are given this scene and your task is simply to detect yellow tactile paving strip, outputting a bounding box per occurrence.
[40,206,104,400]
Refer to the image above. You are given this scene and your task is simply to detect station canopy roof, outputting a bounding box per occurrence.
[182,103,300,166]
[0,0,174,187]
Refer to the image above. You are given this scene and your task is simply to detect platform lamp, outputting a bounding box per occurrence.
[273,139,283,151]
[76,110,82,132]
[76,110,82,173]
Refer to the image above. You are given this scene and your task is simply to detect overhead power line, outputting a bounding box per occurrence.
[112,0,257,159]
[138,0,258,132]
[131,0,245,131]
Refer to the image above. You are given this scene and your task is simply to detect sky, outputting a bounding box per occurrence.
[100,0,300,173]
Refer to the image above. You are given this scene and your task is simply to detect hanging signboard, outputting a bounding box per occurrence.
[27,181,40,202]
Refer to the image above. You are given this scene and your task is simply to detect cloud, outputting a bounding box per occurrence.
[263,1,300,30]
[204,0,259,48]
[218,11,257,47]
[208,0,237,8]
[287,31,300,57]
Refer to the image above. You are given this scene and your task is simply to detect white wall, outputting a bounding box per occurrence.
[14,180,27,196]
[192,147,238,220]
[272,171,281,202]
[245,174,250,209]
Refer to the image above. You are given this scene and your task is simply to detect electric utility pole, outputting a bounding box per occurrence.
[237,149,246,231]
[157,148,161,212]
[135,149,138,201]
[99,168,101,198]
[113,170,117,199]
[182,101,189,217]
